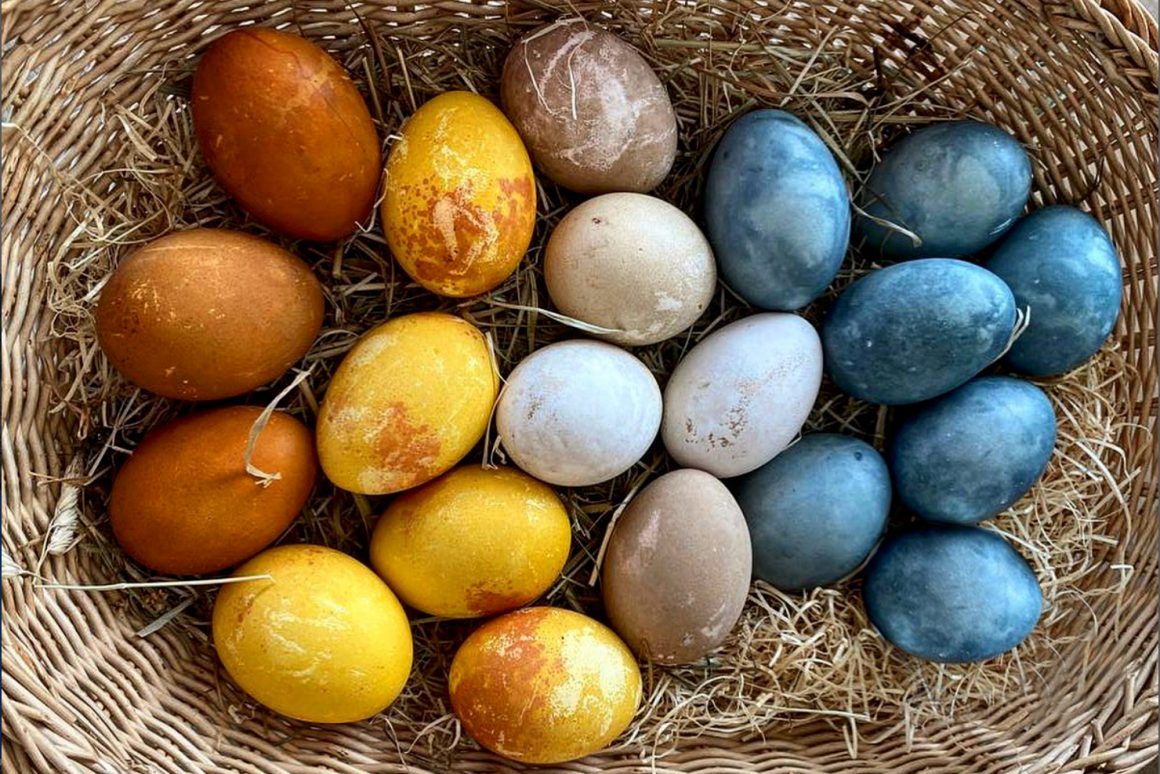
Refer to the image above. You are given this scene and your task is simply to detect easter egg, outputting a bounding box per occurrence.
[854,120,1032,259]
[95,228,323,401]
[213,545,413,723]
[110,406,315,575]
[890,377,1056,525]
[985,205,1123,376]
[449,607,641,764]
[192,28,380,240]
[822,259,1016,405]
[602,470,752,664]
[316,312,497,495]
[383,91,535,297]
[369,466,570,618]
[863,525,1042,662]
[662,314,822,478]
[705,109,850,311]
[545,193,716,345]
[501,19,677,194]
[733,433,890,591]
[496,340,661,487]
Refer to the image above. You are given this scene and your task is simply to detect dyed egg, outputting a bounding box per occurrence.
[854,120,1032,259]
[863,525,1042,662]
[822,259,1016,405]
[662,314,822,477]
[370,466,570,618]
[213,545,413,723]
[110,407,315,575]
[705,109,850,311]
[496,340,661,487]
[545,193,716,345]
[192,28,380,241]
[95,228,323,401]
[602,470,751,664]
[383,91,535,297]
[449,607,641,764]
[316,313,497,494]
[733,433,890,590]
[890,377,1056,525]
[501,19,677,194]
[985,206,1123,376]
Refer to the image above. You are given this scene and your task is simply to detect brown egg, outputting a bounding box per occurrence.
[501,19,678,194]
[95,228,323,401]
[110,406,316,575]
[192,28,380,240]
[601,469,752,664]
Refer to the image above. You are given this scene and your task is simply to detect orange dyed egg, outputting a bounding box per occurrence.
[383,91,536,297]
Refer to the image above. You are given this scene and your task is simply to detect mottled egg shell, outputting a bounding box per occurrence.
[822,259,1016,405]
[213,545,413,723]
[449,607,641,764]
[733,433,890,591]
[545,193,716,345]
[890,377,1056,525]
[111,406,316,575]
[662,314,822,478]
[854,120,1032,259]
[863,525,1042,662]
[370,465,570,618]
[95,228,323,401]
[316,312,498,494]
[501,19,677,194]
[192,28,380,241]
[383,91,536,297]
[985,205,1123,376]
[496,340,661,486]
[602,470,751,664]
[705,109,850,311]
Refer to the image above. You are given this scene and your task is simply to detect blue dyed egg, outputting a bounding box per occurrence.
[733,433,890,591]
[705,110,850,310]
[890,377,1056,525]
[863,525,1042,663]
[855,121,1031,259]
[822,259,1016,405]
[985,205,1122,376]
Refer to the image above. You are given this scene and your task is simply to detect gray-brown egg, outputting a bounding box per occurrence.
[500,19,678,194]
[601,469,752,665]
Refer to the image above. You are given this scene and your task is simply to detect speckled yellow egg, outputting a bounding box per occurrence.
[212,545,413,724]
[383,91,536,297]
[370,466,570,618]
[316,312,498,495]
[449,607,641,764]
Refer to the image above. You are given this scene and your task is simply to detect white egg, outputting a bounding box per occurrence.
[497,340,662,486]
[662,314,822,477]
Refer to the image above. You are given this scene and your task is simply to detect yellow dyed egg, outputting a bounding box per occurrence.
[212,545,413,724]
[383,91,536,297]
[370,466,570,618]
[449,607,641,764]
[316,312,498,495]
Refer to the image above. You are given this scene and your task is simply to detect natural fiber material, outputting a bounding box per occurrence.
[2,1,1157,772]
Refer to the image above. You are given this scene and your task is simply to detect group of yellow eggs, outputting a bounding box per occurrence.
[94,20,712,765]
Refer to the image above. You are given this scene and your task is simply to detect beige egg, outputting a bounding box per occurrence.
[601,469,752,665]
[545,193,717,346]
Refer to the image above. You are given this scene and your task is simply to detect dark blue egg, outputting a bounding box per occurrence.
[705,109,850,311]
[822,259,1016,405]
[984,205,1122,376]
[855,121,1032,259]
[732,433,890,591]
[863,525,1042,663]
[890,377,1056,525]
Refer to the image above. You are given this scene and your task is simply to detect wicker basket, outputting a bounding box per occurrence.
[3,1,1157,772]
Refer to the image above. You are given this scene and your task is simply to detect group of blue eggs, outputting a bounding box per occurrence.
[705,113,1121,663]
